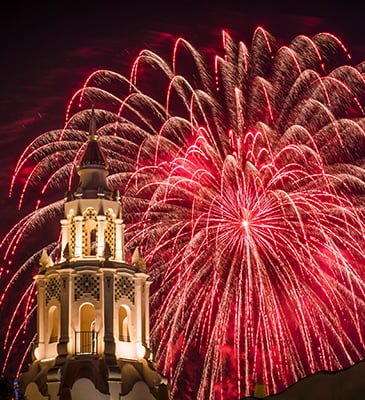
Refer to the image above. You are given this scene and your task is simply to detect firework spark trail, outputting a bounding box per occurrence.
[1,29,365,399]
[4,283,35,348]
[143,137,365,397]
[2,306,37,373]
[16,334,37,378]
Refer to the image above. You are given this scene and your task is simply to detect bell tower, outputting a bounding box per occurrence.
[20,110,170,400]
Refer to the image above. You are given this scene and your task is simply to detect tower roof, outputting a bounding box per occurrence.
[78,139,108,169]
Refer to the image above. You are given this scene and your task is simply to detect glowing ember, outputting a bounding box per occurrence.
[1,28,365,399]
[241,219,249,229]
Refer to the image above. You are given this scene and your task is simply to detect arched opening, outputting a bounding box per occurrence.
[90,228,97,255]
[119,305,130,342]
[84,215,97,256]
[48,306,59,343]
[79,303,96,354]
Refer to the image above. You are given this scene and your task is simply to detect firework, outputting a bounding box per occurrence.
[2,29,365,399]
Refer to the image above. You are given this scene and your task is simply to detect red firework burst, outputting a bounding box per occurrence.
[2,29,365,399]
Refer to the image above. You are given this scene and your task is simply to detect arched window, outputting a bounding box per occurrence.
[119,305,130,342]
[79,303,96,354]
[84,218,97,256]
[90,228,97,255]
[48,306,59,343]
[83,208,97,256]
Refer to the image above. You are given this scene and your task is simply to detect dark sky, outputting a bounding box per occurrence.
[1,1,365,231]
[0,0,365,395]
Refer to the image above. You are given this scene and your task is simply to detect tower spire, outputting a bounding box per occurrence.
[79,107,107,169]
[76,107,110,196]
[89,104,97,140]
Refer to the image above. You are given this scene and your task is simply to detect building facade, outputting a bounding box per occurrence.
[20,112,170,400]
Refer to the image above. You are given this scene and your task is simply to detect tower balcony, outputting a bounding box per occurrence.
[75,331,98,355]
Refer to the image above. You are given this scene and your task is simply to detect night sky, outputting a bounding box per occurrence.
[1,0,365,398]
[1,1,365,239]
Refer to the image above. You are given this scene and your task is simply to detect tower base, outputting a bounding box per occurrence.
[20,356,170,400]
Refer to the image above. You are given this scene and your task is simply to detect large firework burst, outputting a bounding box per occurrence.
[2,29,365,398]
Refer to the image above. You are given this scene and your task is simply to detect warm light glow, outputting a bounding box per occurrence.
[137,343,146,359]
[40,357,56,363]
[118,305,131,342]
[34,347,41,361]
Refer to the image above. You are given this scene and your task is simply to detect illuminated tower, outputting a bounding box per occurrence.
[20,111,170,400]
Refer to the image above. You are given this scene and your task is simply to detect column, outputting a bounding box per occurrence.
[134,274,148,359]
[114,218,125,261]
[97,215,106,257]
[135,279,142,345]
[34,276,45,360]
[57,270,71,359]
[60,219,69,262]
[74,216,83,257]
[103,272,116,363]
[144,280,151,348]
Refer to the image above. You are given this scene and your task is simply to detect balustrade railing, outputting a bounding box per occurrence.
[75,331,98,355]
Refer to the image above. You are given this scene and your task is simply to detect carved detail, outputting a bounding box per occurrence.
[45,277,61,304]
[74,274,100,301]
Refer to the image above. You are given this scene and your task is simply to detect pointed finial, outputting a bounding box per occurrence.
[117,203,122,220]
[132,247,146,272]
[39,248,54,270]
[63,243,70,260]
[89,105,97,140]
